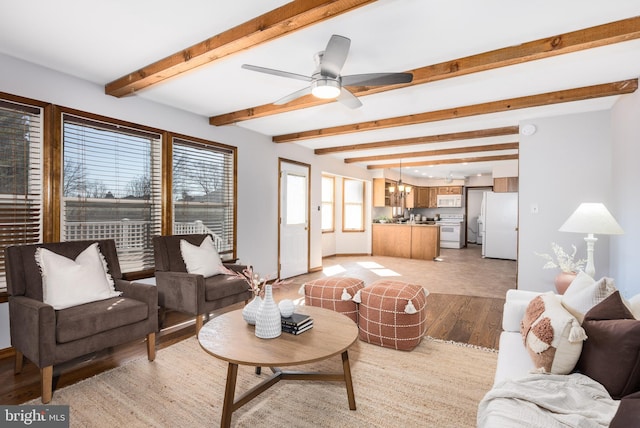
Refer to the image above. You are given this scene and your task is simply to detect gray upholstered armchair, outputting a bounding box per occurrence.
[153,234,253,333]
[5,239,158,403]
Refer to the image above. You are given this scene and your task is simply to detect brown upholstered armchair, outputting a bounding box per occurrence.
[153,234,253,333]
[5,239,158,403]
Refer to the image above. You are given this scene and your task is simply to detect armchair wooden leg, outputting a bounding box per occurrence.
[147,332,156,361]
[41,365,53,404]
[14,350,24,374]
[195,314,204,335]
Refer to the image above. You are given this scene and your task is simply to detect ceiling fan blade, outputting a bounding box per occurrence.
[337,88,362,109]
[320,35,351,78]
[341,72,414,87]
[241,64,312,82]
[273,86,313,105]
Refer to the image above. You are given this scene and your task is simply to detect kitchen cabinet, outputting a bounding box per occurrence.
[493,177,519,192]
[373,178,387,207]
[372,223,440,260]
[372,224,412,258]
[405,187,415,208]
[437,186,462,195]
[373,178,397,207]
[410,225,441,260]
[428,187,438,208]
[416,187,429,208]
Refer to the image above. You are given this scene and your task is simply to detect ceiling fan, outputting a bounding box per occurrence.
[241,34,413,109]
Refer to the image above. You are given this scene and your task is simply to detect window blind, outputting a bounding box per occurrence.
[343,178,364,232]
[0,99,43,291]
[172,137,235,259]
[61,114,162,272]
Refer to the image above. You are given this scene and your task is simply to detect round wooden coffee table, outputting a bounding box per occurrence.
[198,305,359,427]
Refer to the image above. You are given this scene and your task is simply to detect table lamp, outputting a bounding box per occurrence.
[559,202,623,278]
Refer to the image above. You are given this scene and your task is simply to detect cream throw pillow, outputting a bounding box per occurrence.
[180,235,224,278]
[521,292,587,375]
[561,272,617,323]
[36,243,121,310]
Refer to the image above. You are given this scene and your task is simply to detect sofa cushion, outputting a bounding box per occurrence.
[561,273,616,323]
[56,296,149,343]
[204,275,249,301]
[520,292,586,374]
[36,242,121,310]
[576,291,640,400]
[180,235,224,278]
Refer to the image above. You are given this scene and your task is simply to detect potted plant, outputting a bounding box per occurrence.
[535,243,587,294]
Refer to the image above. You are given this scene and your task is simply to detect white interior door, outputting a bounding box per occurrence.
[279,160,309,279]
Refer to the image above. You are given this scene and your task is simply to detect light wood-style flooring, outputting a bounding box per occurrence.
[0,244,515,404]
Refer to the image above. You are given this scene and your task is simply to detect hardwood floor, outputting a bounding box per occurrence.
[0,247,511,405]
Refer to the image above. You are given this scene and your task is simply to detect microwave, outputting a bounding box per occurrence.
[436,194,462,208]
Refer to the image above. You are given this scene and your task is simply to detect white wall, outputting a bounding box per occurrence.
[611,89,640,298]
[0,53,374,348]
[492,160,519,178]
[518,110,614,292]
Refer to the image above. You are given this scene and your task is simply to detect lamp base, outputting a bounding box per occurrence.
[584,234,597,278]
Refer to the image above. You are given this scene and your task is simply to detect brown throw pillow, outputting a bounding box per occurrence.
[609,391,640,428]
[576,291,640,399]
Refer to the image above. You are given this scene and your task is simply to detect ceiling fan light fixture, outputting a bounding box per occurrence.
[311,78,341,99]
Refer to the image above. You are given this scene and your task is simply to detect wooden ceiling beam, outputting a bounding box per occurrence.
[105,0,376,98]
[209,16,640,126]
[367,154,519,170]
[344,142,519,163]
[274,79,638,142]
[313,126,518,154]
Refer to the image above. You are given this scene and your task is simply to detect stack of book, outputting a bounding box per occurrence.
[281,312,313,335]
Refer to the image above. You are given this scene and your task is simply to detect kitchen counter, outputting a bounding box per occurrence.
[372,223,440,260]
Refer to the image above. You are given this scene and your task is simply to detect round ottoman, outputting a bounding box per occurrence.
[300,277,365,323]
[357,280,428,351]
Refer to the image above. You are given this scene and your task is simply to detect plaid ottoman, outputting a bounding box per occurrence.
[300,277,365,323]
[357,280,428,351]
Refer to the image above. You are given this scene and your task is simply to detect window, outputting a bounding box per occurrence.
[321,175,334,232]
[172,137,236,259]
[61,113,162,273]
[0,98,43,291]
[343,178,364,232]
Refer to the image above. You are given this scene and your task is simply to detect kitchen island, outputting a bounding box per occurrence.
[372,223,440,260]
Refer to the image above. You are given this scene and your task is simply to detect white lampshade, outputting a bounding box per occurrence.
[559,202,623,279]
[559,203,623,235]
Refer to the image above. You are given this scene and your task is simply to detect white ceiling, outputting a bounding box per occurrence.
[2,0,640,179]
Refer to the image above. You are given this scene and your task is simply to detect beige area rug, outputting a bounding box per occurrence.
[30,337,497,427]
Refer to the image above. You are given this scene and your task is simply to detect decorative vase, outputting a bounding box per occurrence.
[255,284,282,339]
[554,271,577,295]
[242,295,262,325]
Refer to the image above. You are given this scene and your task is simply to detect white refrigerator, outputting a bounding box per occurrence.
[480,191,518,260]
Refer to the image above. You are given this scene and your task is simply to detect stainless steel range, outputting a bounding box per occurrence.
[436,213,465,249]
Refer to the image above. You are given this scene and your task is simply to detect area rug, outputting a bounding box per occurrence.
[29,337,497,427]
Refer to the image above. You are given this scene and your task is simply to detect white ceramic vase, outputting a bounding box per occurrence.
[255,284,282,339]
[242,295,262,325]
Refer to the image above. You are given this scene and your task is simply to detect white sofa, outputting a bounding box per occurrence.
[480,287,640,427]
[493,289,546,385]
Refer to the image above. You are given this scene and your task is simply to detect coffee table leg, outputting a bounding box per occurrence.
[221,362,238,428]
[341,351,356,410]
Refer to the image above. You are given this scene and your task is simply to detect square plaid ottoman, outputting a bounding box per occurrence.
[357,280,428,351]
[300,277,365,323]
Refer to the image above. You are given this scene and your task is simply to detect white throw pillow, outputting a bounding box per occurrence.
[521,292,586,375]
[36,243,121,310]
[627,294,640,319]
[180,235,224,278]
[561,273,617,323]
